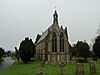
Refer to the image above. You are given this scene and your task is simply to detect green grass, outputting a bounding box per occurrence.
[0,59,100,75]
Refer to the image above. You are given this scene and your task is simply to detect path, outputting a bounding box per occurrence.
[0,57,14,70]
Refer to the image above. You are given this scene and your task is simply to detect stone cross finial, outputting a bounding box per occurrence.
[59,62,65,75]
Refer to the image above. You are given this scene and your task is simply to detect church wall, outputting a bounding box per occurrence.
[35,10,71,63]
[35,40,46,60]
[36,30,70,62]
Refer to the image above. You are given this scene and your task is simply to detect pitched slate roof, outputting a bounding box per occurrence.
[37,10,60,44]
[37,28,48,43]
[37,24,60,44]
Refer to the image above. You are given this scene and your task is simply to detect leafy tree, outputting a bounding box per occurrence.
[76,41,90,61]
[93,36,100,58]
[19,37,35,63]
[71,44,77,57]
[6,50,11,56]
[35,34,41,44]
[15,47,19,61]
[0,47,5,62]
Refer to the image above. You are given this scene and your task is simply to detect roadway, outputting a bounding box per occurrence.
[0,57,14,70]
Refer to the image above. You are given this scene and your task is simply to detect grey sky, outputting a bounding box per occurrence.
[0,0,100,51]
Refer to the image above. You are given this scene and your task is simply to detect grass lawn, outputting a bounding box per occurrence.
[0,59,100,75]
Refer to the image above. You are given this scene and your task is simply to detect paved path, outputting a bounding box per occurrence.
[0,57,14,70]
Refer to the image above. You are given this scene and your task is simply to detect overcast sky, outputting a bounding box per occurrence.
[0,0,100,51]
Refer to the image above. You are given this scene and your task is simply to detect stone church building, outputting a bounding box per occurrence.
[35,10,71,63]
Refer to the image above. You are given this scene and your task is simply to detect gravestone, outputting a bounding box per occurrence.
[89,60,96,73]
[36,71,43,75]
[45,61,48,64]
[59,62,65,75]
[41,61,45,67]
[72,57,76,64]
[76,63,84,75]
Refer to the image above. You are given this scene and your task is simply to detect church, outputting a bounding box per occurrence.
[35,10,71,63]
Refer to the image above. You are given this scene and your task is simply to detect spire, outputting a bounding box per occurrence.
[53,10,58,24]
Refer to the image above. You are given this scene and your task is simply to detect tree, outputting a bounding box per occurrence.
[35,34,41,44]
[0,47,5,62]
[15,47,19,61]
[93,36,100,58]
[76,41,90,61]
[19,37,35,63]
[71,44,77,57]
[6,50,11,56]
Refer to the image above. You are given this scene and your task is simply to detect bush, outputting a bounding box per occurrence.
[93,57,97,61]
[76,58,87,63]
[19,37,35,63]
[0,47,5,62]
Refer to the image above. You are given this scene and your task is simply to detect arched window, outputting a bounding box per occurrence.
[52,32,57,52]
[60,32,64,52]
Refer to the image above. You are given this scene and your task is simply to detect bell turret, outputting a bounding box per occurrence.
[53,10,58,24]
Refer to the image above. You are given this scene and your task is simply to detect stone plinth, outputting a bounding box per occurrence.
[41,61,45,67]
[76,63,84,75]
[89,60,96,73]
[36,71,43,75]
